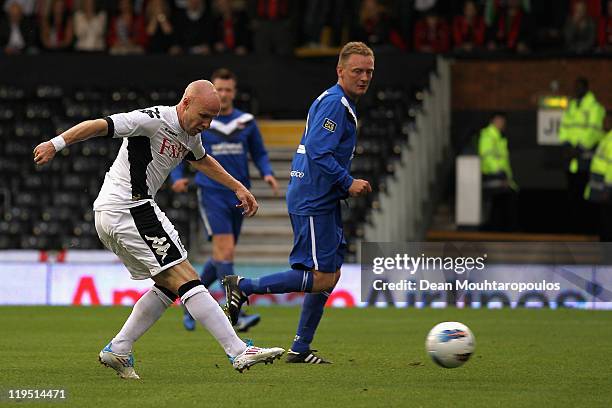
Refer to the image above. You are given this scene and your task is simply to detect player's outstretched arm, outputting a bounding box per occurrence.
[33,119,108,165]
[189,155,259,217]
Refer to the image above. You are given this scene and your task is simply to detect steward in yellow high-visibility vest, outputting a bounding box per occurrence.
[559,78,604,234]
[585,129,612,203]
[585,111,612,241]
[559,78,605,174]
[478,112,518,231]
[478,113,518,191]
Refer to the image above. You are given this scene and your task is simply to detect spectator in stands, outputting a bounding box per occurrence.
[145,0,174,53]
[171,0,212,55]
[486,0,531,53]
[302,0,330,47]
[353,0,406,51]
[73,0,107,52]
[249,0,296,56]
[478,112,518,231]
[597,0,612,52]
[565,0,596,53]
[212,0,249,55]
[0,1,38,54]
[452,0,485,52]
[569,0,601,20]
[413,10,450,53]
[3,0,38,16]
[108,0,147,55]
[530,0,567,51]
[40,0,73,52]
[585,110,612,241]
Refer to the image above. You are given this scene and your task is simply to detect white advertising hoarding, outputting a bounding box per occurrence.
[0,263,48,305]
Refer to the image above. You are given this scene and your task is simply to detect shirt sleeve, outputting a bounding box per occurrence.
[185,133,207,161]
[105,107,162,138]
[247,121,274,177]
[304,97,354,192]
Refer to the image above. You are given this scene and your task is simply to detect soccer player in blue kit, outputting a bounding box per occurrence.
[170,68,279,332]
[223,42,374,363]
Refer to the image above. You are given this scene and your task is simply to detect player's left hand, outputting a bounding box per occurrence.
[235,187,259,217]
[33,141,57,165]
[264,175,280,196]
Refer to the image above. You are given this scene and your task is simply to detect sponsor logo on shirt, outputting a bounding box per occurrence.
[290,170,305,178]
[211,142,244,155]
[323,118,337,132]
[159,137,189,159]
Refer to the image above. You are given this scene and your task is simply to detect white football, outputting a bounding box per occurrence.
[426,322,475,368]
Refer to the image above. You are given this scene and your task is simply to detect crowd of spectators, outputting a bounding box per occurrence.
[1,0,611,56]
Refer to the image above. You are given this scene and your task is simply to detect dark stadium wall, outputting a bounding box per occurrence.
[450,58,612,190]
[452,58,612,111]
[450,58,612,233]
[1,53,436,119]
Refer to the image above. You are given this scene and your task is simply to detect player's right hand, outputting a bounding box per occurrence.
[235,187,259,217]
[171,178,189,193]
[348,179,372,197]
[33,141,56,165]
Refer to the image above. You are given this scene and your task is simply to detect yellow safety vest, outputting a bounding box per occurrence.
[559,91,605,173]
[478,124,517,190]
[585,130,612,202]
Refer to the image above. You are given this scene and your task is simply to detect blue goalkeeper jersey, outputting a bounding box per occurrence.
[287,84,358,215]
[170,108,273,190]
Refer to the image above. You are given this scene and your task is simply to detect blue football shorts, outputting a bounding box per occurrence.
[289,206,346,273]
[197,188,244,241]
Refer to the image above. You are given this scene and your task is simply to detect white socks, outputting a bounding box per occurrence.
[180,285,247,357]
[111,286,173,354]
[110,283,247,358]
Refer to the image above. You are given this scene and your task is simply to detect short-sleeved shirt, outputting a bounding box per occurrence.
[93,105,206,211]
[286,83,358,215]
[169,108,273,191]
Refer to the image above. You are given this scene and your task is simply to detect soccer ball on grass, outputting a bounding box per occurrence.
[425,322,475,368]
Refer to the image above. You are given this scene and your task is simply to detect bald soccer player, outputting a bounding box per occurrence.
[33,80,284,378]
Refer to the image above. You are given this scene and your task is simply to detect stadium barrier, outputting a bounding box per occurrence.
[0,250,360,307]
[1,249,610,309]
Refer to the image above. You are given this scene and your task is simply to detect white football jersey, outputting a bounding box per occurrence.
[93,105,206,211]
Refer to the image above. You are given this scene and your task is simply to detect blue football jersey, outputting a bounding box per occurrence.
[170,108,273,190]
[286,84,358,215]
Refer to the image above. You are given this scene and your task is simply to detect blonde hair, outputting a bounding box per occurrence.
[338,42,374,67]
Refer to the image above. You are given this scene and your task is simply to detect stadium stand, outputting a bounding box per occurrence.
[0,56,437,264]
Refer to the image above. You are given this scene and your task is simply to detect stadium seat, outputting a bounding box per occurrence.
[2,82,422,253]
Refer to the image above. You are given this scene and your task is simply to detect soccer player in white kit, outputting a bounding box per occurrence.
[33,80,284,378]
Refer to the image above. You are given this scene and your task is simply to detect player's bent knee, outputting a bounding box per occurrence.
[215,249,235,261]
[153,260,199,293]
[311,270,338,292]
[334,269,341,284]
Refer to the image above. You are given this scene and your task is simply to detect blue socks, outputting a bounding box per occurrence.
[214,260,234,282]
[238,269,313,296]
[291,291,331,353]
[200,259,235,288]
[200,258,217,288]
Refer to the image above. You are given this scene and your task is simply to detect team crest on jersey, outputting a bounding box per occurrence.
[322,118,337,132]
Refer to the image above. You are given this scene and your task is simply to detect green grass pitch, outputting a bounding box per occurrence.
[1,306,611,407]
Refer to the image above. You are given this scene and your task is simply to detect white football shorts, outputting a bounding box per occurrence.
[94,201,188,280]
